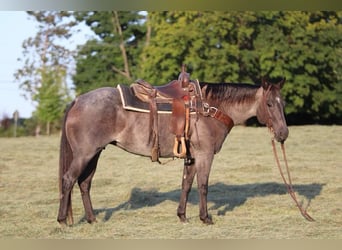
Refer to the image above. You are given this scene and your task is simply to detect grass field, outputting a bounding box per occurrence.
[0,125,341,239]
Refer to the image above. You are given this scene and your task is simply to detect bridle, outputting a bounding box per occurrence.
[262,85,315,221]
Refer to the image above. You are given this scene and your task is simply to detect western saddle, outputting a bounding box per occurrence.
[131,65,202,164]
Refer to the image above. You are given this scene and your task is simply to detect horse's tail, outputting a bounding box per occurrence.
[59,100,75,225]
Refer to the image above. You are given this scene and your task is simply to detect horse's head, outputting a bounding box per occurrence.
[256,78,289,143]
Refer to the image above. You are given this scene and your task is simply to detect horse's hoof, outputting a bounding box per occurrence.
[88,218,97,224]
[58,220,68,227]
[178,215,188,223]
[180,218,190,223]
[201,217,214,225]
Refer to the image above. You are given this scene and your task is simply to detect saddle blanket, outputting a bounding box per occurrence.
[117,84,173,114]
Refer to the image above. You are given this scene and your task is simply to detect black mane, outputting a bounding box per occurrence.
[199,82,260,104]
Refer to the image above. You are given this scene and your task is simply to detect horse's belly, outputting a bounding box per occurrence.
[113,112,175,158]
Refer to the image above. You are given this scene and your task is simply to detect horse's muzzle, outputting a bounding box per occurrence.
[275,127,289,143]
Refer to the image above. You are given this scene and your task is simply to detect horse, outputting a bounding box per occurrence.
[57,78,288,225]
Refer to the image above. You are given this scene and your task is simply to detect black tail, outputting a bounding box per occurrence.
[59,100,75,225]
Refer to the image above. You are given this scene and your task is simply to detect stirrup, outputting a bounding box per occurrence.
[173,137,186,158]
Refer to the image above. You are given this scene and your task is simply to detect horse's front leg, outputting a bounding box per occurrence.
[196,153,214,224]
[177,163,197,222]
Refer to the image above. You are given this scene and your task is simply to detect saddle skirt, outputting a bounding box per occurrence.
[118,84,173,114]
[117,79,202,114]
[117,77,204,162]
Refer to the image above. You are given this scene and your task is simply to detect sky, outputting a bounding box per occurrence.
[0,11,94,118]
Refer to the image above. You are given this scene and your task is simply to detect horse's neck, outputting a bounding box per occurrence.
[222,87,263,125]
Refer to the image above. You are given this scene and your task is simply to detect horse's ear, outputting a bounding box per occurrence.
[261,77,270,90]
[278,77,286,89]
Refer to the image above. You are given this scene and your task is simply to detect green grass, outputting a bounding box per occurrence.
[0,125,341,239]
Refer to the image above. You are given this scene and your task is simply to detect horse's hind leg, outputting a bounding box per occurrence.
[58,156,92,225]
[177,164,197,222]
[78,151,101,224]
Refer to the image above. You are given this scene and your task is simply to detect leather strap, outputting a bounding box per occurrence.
[213,109,234,131]
[205,106,234,131]
[271,139,315,221]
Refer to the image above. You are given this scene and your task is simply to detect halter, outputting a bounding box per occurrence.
[262,85,273,129]
[262,85,315,221]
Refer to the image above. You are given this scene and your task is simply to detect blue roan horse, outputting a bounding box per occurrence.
[57,78,288,225]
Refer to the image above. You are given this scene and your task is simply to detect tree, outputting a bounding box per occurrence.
[14,11,75,134]
[34,66,69,135]
[140,11,341,123]
[139,11,242,83]
[73,11,147,94]
[239,11,342,123]
[71,11,341,124]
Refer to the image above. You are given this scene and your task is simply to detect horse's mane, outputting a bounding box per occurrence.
[199,82,260,104]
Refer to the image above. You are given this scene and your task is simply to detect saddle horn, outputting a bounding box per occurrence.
[178,64,190,88]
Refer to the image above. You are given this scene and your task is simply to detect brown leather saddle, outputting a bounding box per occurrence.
[130,66,203,164]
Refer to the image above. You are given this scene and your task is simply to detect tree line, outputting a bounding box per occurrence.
[8,11,342,136]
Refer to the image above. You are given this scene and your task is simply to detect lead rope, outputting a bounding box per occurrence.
[271,137,315,221]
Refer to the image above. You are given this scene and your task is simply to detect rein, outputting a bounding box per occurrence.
[271,138,315,221]
[263,86,314,221]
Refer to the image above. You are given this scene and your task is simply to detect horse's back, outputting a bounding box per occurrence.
[75,87,121,108]
[65,87,124,149]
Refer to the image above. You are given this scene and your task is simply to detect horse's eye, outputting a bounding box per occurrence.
[267,102,273,108]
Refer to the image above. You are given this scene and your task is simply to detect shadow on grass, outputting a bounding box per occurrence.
[80,182,324,223]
